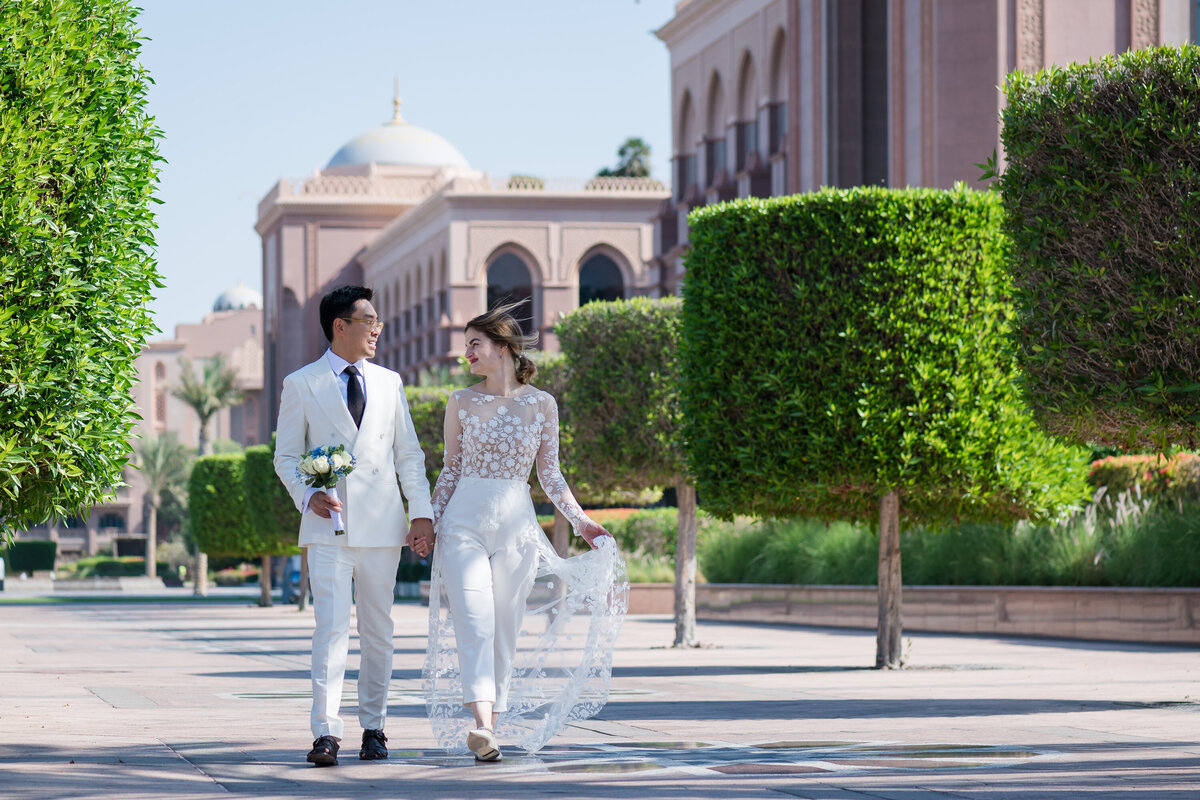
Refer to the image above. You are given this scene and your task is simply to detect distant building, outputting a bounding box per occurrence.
[16,286,264,556]
[652,0,1197,293]
[256,95,670,439]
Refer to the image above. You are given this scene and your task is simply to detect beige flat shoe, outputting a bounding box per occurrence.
[467,727,501,762]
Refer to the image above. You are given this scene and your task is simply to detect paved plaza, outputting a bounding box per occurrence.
[1,592,1197,799]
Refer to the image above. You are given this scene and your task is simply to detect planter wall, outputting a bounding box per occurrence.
[626,583,1200,645]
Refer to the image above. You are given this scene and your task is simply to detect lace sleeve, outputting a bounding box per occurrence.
[430,392,463,525]
[535,392,589,532]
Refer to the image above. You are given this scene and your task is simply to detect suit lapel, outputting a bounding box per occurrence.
[303,360,360,445]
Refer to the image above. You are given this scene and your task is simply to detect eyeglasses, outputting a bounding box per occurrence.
[340,317,384,334]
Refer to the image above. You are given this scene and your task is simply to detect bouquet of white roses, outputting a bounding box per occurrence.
[298,444,356,534]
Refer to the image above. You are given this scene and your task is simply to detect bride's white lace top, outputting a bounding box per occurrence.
[431,387,589,531]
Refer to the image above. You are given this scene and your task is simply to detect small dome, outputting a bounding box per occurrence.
[214,281,262,312]
[326,97,469,170]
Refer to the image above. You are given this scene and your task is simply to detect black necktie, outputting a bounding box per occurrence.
[343,365,364,428]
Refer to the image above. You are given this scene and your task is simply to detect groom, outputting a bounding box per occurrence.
[274,285,435,766]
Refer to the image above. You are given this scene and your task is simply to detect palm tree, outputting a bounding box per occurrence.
[596,137,652,178]
[172,355,243,456]
[135,432,192,579]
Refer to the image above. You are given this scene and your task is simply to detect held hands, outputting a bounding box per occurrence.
[406,517,435,558]
[309,491,342,520]
[578,519,613,549]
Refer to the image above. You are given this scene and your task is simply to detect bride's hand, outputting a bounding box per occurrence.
[579,520,612,549]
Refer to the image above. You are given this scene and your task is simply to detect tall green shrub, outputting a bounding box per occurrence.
[684,187,1088,667]
[0,1,162,539]
[405,386,454,490]
[998,45,1200,447]
[189,455,252,559]
[244,443,300,606]
[557,298,701,646]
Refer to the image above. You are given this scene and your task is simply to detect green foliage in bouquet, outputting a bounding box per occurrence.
[0,0,162,539]
[682,186,1089,523]
[997,45,1200,448]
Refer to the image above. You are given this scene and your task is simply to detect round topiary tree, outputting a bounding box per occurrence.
[0,0,162,541]
[556,298,700,647]
[997,44,1200,449]
[683,186,1088,668]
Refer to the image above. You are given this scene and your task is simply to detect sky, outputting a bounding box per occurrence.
[136,0,677,339]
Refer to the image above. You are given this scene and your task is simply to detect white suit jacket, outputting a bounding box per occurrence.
[273,357,434,548]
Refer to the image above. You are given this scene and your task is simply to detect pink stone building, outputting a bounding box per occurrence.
[652,0,1197,293]
[256,99,669,438]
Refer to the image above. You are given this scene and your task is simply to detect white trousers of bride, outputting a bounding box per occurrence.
[424,476,627,753]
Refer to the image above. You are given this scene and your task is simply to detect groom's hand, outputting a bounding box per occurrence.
[309,492,342,519]
[406,517,434,557]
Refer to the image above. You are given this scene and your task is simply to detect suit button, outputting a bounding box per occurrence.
[379,434,384,440]
[373,468,380,474]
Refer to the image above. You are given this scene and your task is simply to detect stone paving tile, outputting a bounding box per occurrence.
[1,598,1198,798]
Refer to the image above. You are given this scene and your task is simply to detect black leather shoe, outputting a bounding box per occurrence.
[306,735,339,766]
[360,728,388,760]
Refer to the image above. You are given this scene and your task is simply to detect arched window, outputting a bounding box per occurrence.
[705,71,727,185]
[486,252,534,335]
[676,91,697,201]
[768,28,788,156]
[154,362,166,380]
[578,254,625,306]
[98,513,126,532]
[736,51,759,171]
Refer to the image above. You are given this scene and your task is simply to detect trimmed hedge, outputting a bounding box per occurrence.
[243,443,299,556]
[999,45,1200,447]
[3,540,57,572]
[683,187,1088,523]
[405,386,454,491]
[188,455,252,557]
[556,298,684,495]
[0,1,162,538]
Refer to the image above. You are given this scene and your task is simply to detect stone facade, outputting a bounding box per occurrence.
[652,0,1197,291]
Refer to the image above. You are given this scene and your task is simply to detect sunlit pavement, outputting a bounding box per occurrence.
[1,596,1197,799]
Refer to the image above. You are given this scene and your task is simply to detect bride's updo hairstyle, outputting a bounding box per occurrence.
[466,300,539,384]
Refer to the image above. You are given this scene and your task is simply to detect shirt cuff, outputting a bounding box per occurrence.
[301,486,320,514]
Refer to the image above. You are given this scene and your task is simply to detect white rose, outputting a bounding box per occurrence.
[333,452,350,470]
[299,455,314,473]
[312,455,331,473]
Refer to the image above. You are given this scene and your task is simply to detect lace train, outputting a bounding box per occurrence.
[422,479,628,753]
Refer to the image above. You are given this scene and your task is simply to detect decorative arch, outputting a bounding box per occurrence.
[576,244,631,307]
[736,50,759,171]
[737,50,757,121]
[768,27,788,156]
[705,70,726,138]
[677,89,696,155]
[483,244,540,336]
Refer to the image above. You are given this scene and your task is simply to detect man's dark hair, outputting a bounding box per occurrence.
[319,285,374,342]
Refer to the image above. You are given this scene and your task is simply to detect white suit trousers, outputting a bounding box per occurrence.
[438,519,539,712]
[307,543,402,739]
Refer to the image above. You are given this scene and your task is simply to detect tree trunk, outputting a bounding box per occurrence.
[145,504,157,579]
[552,508,569,557]
[259,554,273,607]
[298,548,310,612]
[673,481,698,648]
[193,552,209,596]
[875,490,903,669]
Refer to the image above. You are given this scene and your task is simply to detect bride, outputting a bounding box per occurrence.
[410,302,628,761]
